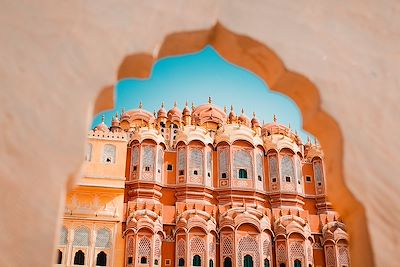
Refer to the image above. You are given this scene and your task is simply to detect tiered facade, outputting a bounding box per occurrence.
[57,98,350,267]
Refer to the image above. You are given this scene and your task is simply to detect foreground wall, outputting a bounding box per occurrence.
[0,1,399,267]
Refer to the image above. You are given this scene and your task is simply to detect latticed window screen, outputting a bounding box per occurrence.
[263,238,271,257]
[157,148,163,181]
[233,150,253,179]
[131,146,139,167]
[221,236,233,256]
[237,236,259,267]
[95,228,111,248]
[142,146,155,171]
[307,244,313,263]
[190,148,203,176]
[209,240,216,259]
[154,237,161,260]
[207,151,212,176]
[281,155,294,182]
[289,242,304,259]
[325,246,336,267]
[257,152,264,180]
[190,237,205,254]
[127,236,135,256]
[85,143,92,161]
[59,226,68,245]
[277,244,286,263]
[218,147,229,178]
[269,155,278,180]
[73,227,90,246]
[103,144,116,163]
[296,158,303,193]
[178,147,186,172]
[177,239,186,257]
[338,246,349,266]
[138,236,151,259]
[314,162,323,184]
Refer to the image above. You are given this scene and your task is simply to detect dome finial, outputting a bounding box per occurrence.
[161,101,165,108]
[231,105,234,111]
[224,105,227,113]
[139,101,143,109]
[253,112,256,118]
[101,115,105,123]
[115,112,119,118]
[273,114,277,123]
[307,136,311,144]
[288,123,291,129]
[174,101,177,107]
[314,137,317,145]
[185,100,188,107]
[153,110,156,117]
[241,108,244,114]
[208,96,212,104]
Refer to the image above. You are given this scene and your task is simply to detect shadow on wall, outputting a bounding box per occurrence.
[89,23,373,266]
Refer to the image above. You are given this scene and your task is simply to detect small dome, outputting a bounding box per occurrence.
[251,112,260,127]
[111,112,120,127]
[125,108,156,124]
[182,101,191,116]
[167,102,182,122]
[228,105,236,122]
[157,102,167,118]
[94,115,109,132]
[192,99,226,126]
[238,109,251,127]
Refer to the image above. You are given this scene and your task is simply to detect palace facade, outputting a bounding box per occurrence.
[56,98,350,267]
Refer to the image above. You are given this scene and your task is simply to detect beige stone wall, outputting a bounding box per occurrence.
[0,1,399,266]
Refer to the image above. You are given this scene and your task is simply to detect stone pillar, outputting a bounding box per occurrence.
[66,229,74,267]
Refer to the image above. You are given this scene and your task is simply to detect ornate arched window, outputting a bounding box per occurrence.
[138,237,151,264]
[193,255,201,266]
[209,259,214,267]
[218,147,229,179]
[103,144,116,163]
[73,250,85,265]
[238,236,259,267]
[264,258,270,267]
[177,147,186,176]
[189,148,203,177]
[142,146,155,180]
[178,258,185,266]
[233,149,253,179]
[294,259,302,267]
[281,155,295,191]
[96,251,107,266]
[96,228,111,248]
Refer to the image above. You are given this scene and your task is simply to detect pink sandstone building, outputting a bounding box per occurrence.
[57,98,350,267]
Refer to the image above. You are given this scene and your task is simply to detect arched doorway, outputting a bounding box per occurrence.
[244,255,253,267]
[294,259,302,267]
[224,257,232,267]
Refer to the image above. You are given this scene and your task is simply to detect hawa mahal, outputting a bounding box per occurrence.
[56,98,350,267]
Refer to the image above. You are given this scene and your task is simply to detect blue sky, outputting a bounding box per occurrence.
[92,46,312,141]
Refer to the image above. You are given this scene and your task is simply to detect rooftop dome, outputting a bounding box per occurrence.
[167,101,182,122]
[191,97,227,126]
[94,115,109,132]
[238,108,251,127]
[157,102,167,118]
[182,101,191,116]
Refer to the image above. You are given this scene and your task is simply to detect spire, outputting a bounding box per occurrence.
[115,112,119,119]
[224,106,227,113]
[185,100,188,107]
[241,108,244,114]
[139,101,143,109]
[314,137,317,145]
[153,110,156,117]
[231,105,234,111]
[273,114,277,123]
[161,101,165,108]
[208,96,212,104]
[307,136,311,144]
[253,112,256,118]
[288,123,291,129]
[191,102,195,111]
[101,115,105,123]
[174,101,177,107]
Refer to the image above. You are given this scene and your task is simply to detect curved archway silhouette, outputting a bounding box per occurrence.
[93,23,373,266]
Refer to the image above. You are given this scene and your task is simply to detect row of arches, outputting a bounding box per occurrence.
[56,249,107,266]
[86,142,117,164]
